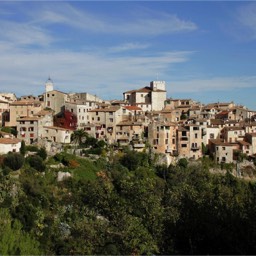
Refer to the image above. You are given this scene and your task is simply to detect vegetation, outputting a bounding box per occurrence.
[1,147,256,254]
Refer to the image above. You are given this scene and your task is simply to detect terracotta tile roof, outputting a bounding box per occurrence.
[124,106,142,111]
[10,100,42,106]
[17,116,41,121]
[238,141,250,146]
[0,100,8,104]
[0,138,21,144]
[34,110,53,116]
[124,86,166,94]
[117,121,143,126]
[89,106,120,112]
[209,139,235,146]
[43,126,73,131]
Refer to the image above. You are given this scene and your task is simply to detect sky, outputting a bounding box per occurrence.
[1,1,256,110]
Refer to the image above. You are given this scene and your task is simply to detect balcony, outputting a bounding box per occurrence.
[191,145,200,151]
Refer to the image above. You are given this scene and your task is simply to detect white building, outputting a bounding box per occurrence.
[0,138,21,154]
[123,81,167,111]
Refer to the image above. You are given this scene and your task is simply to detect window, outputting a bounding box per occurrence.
[195,133,198,138]
[97,117,100,121]
[181,144,187,147]
[182,131,187,136]
[165,139,168,144]
[47,101,50,107]
[109,118,113,122]
[30,121,34,124]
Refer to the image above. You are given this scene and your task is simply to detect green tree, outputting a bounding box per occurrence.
[37,147,47,160]
[20,140,26,156]
[27,155,46,172]
[3,153,24,171]
[0,208,42,255]
[71,129,88,146]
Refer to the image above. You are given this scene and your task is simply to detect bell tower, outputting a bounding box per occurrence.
[45,77,54,92]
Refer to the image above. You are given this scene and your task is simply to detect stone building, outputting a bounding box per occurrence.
[123,81,167,111]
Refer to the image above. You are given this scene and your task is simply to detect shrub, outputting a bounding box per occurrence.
[3,153,24,171]
[27,155,46,172]
[37,147,47,160]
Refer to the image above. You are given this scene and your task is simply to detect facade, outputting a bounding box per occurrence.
[123,81,167,111]
[0,100,9,126]
[148,121,177,156]
[67,92,103,103]
[44,90,67,114]
[116,121,145,146]
[64,101,98,128]
[0,138,21,154]
[209,139,238,164]
[42,126,72,143]
[5,100,43,127]
[17,111,53,145]
[88,106,130,143]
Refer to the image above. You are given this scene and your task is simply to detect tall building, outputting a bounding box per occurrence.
[123,81,167,111]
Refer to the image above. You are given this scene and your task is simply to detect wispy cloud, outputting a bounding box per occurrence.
[0,45,193,98]
[0,20,53,47]
[108,43,150,53]
[29,3,197,36]
[230,2,256,41]
[172,76,256,93]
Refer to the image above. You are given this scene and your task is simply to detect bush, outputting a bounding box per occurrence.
[27,155,46,172]
[37,147,47,160]
[3,153,24,171]
[25,145,39,152]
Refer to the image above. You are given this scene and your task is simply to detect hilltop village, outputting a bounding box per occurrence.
[0,78,256,165]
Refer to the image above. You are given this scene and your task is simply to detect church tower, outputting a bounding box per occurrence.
[45,77,54,92]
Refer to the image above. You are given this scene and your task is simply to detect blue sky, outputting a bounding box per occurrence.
[1,1,256,110]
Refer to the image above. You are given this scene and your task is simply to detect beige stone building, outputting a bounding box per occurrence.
[0,100,9,126]
[17,110,53,145]
[88,106,127,143]
[148,121,178,156]
[65,100,99,128]
[208,139,239,164]
[42,126,72,144]
[44,90,67,114]
[244,133,256,155]
[43,77,67,114]
[175,122,207,160]
[116,120,145,147]
[123,81,167,111]
[5,100,43,127]
[0,93,16,103]
[222,126,245,143]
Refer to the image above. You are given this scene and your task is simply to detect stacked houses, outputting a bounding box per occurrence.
[0,78,256,164]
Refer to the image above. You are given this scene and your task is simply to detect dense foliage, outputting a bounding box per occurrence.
[1,149,256,255]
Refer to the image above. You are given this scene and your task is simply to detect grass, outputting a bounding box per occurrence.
[71,157,98,181]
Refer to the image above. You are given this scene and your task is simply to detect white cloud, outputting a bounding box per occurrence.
[29,3,197,36]
[0,20,53,46]
[171,76,256,93]
[231,2,256,40]
[108,43,150,53]
[0,46,193,98]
